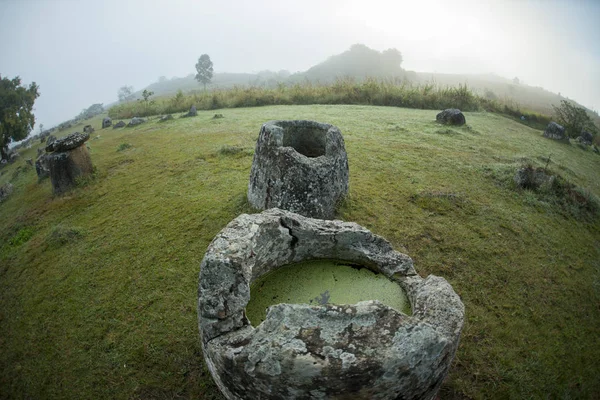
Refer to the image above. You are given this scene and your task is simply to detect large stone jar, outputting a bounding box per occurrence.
[198,209,465,400]
[543,121,568,142]
[247,120,349,219]
[46,132,93,195]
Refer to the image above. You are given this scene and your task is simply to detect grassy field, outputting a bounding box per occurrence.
[1,105,599,399]
[107,79,562,136]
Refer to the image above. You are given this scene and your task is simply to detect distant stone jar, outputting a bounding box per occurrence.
[35,154,50,180]
[198,208,465,400]
[127,117,145,127]
[436,109,466,126]
[46,132,93,195]
[543,121,568,142]
[102,117,112,129]
[248,120,349,219]
[579,131,593,145]
[83,125,94,134]
[183,105,197,117]
[159,114,174,122]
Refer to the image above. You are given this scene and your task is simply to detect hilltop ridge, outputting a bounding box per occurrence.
[126,44,595,121]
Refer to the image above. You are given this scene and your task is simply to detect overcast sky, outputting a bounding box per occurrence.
[1,0,599,132]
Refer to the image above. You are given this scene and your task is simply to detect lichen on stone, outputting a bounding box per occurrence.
[247,120,349,219]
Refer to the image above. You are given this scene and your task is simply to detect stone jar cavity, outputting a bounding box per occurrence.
[247,120,349,219]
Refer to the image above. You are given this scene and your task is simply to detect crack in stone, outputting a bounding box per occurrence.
[265,178,272,208]
[279,217,299,249]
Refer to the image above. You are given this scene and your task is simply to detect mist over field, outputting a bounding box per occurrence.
[0,0,598,131]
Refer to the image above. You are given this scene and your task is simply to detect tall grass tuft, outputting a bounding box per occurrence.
[108,78,539,123]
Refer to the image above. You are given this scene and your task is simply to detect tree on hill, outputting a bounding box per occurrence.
[0,75,40,160]
[553,100,598,138]
[117,85,134,102]
[195,54,214,91]
[139,89,155,113]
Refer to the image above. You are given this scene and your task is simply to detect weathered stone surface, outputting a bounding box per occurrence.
[543,121,568,141]
[198,209,464,400]
[83,125,94,134]
[127,117,145,127]
[35,154,51,180]
[102,117,112,128]
[159,114,174,122]
[182,105,197,117]
[436,109,466,126]
[579,131,593,145]
[39,130,53,143]
[113,120,126,129]
[248,120,349,219]
[48,144,94,195]
[46,132,90,153]
[0,183,13,203]
[213,113,224,119]
[46,135,57,146]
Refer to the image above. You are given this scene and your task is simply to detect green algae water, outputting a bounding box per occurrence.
[246,259,411,326]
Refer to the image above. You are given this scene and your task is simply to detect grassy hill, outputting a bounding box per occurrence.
[125,44,599,130]
[1,105,599,399]
[132,44,408,100]
[142,72,287,96]
[289,44,409,83]
[415,72,599,119]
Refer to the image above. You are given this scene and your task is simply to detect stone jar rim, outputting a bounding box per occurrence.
[262,119,341,160]
[198,208,463,344]
[198,209,465,400]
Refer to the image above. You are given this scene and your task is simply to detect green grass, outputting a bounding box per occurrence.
[108,79,487,118]
[116,143,133,152]
[108,78,572,140]
[1,105,599,399]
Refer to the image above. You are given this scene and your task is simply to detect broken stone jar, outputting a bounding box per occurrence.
[198,208,465,400]
[247,120,349,219]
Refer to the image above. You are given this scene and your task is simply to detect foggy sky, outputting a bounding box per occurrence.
[1,0,599,133]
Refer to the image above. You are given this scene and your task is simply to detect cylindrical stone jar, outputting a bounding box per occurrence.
[247,120,349,219]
